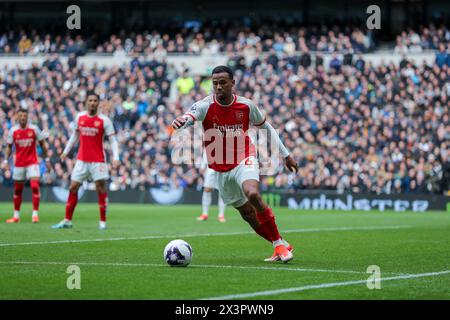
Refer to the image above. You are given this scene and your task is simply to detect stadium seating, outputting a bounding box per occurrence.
[0,23,449,195]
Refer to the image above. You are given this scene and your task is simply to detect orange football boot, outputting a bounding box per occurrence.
[264,244,294,262]
[6,217,20,224]
[196,214,209,221]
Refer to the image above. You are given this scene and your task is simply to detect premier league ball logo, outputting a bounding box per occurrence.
[163,239,193,267]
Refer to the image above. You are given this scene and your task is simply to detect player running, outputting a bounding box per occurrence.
[172,66,298,262]
[52,92,120,230]
[2,108,51,223]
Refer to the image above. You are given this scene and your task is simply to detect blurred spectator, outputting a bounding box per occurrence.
[329,53,342,72]
[67,53,78,69]
[435,43,449,67]
[18,35,32,54]
[176,70,195,95]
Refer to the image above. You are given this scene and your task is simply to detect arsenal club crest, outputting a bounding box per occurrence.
[94,121,100,127]
[28,131,33,137]
[236,111,244,121]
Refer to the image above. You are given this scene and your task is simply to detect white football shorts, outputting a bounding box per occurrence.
[13,164,40,181]
[216,156,260,208]
[71,160,109,182]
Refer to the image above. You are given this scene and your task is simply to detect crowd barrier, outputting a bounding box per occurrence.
[0,51,437,75]
[0,186,447,212]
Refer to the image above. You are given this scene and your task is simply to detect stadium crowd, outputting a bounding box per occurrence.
[234,53,448,194]
[1,20,449,57]
[394,25,450,53]
[0,41,449,195]
[1,19,382,56]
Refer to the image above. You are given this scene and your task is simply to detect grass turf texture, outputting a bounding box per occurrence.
[0,202,449,300]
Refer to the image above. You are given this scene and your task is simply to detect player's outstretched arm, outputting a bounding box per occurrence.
[250,100,298,173]
[1,144,12,170]
[108,134,120,169]
[61,130,79,161]
[2,128,14,170]
[172,115,194,130]
[172,99,208,130]
[259,121,298,173]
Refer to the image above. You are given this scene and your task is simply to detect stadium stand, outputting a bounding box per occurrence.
[0,5,449,195]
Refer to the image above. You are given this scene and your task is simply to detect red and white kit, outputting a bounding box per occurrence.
[64,111,116,182]
[182,95,289,207]
[7,124,46,180]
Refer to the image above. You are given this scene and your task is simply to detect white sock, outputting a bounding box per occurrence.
[218,195,226,217]
[282,239,290,247]
[202,191,212,215]
[99,221,106,228]
[272,238,284,248]
[13,211,20,219]
[64,218,72,224]
[32,210,39,217]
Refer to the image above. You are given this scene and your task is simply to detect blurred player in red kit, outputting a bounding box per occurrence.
[52,92,120,230]
[172,66,298,262]
[2,108,51,223]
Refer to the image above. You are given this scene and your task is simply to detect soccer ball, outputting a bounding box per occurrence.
[163,239,193,267]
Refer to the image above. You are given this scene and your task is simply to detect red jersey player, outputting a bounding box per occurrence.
[172,66,298,262]
[52,92,120,230]
[2,108,51,223]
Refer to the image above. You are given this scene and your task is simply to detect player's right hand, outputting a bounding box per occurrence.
[284,155,298,173]
[172,116,187,129]
[60,153,67,162]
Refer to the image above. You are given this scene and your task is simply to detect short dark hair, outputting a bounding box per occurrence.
[86,91,100,100]
[18,108,28,113]
[211,65,233,79]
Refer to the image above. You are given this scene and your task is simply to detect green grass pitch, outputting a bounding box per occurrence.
[0,202,449,300]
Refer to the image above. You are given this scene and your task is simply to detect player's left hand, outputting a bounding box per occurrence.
[284,155,298,173]
[112,160,120,169]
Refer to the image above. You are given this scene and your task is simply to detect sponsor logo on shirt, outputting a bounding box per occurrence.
[79,126,99,136]
[213,123,244,137]
[16,138,34,147]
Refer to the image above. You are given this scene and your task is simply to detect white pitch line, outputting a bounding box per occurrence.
[202,270,450,300]
[0,260,405,276]
[0,225,411,247]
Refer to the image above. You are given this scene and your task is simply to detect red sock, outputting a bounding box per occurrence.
[65,192,78,221]
[255,224,272,242]
[13,182,24,211]
[98,192,108,222]
[30,180,40,211]
[256,207,281,242]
